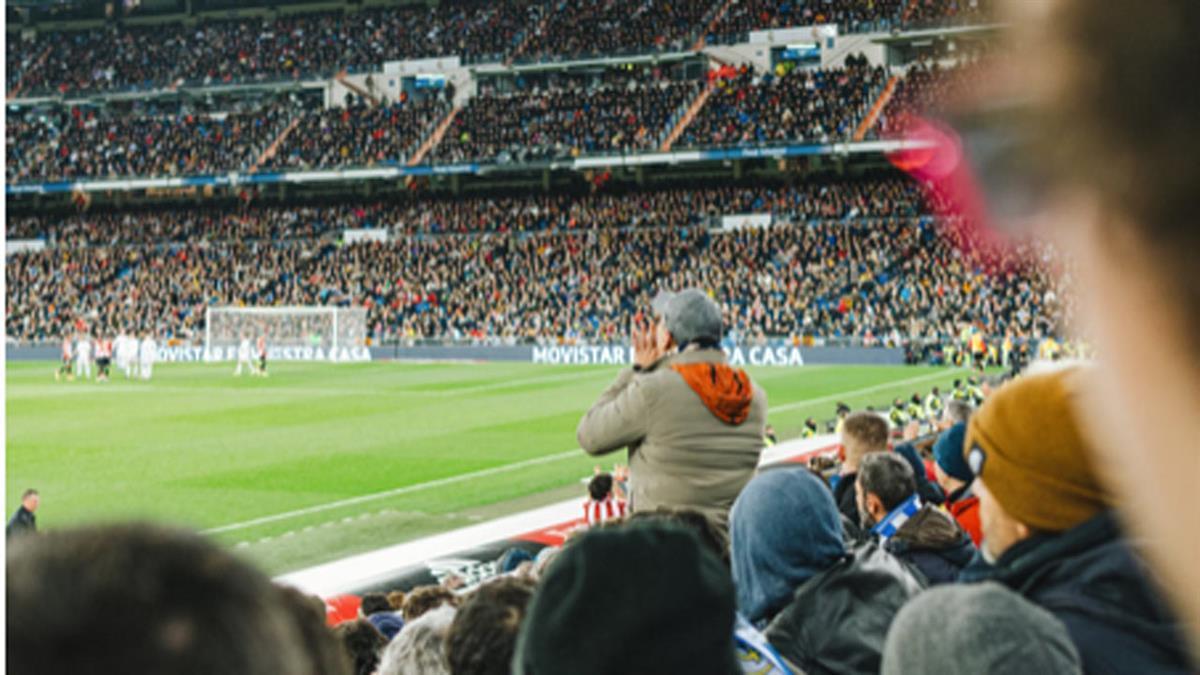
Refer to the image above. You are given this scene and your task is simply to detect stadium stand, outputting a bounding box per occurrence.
[513,0,716,62]
[5,1,543,96]
[4,0,998,97]
[677,57,886,148]
[4,58,953,180]
[432,68,702,163]
[6,101,291,181]
[876,59,988,137]
[4,177,1068,349]
[264,96,452,171]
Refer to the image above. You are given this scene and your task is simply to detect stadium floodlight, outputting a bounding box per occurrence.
[204,306,368,363]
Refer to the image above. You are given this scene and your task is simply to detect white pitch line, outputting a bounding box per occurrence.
[203,367,962,536]
[768,368,961,413]
[201,449,581,535]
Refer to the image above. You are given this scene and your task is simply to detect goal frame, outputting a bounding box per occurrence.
[204,306,366,361]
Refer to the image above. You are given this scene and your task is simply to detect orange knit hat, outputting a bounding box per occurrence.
[964,367,1111,532]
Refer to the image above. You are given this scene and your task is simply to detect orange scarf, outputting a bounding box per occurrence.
[671,363,754,425]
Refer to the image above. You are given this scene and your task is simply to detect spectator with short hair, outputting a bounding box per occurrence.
[402,585,460,623]
[833,411,890,527]
[576,288,767,539]
[583,472,627,526]
[960,368,1193,673]
[6,522,335,675]
[932,421,982,544]
[514,522,742,675]
[387,590,407,612]
[7,488,39,538]
[731,467,924,673]
[882,582,1083,674]
[360,591,404,641]
[334,619,389,675]
[445,576,535,675]
[857,452,975,584]
[941,398,973,429]
[378,604,456,675]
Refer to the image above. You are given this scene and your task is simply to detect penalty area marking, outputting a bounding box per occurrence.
[204,367,963,536]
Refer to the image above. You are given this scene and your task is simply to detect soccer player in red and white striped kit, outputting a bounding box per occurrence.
[583,472,627,526]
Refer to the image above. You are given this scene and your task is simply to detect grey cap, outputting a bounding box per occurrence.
[882,582,1082,675]
[651,288,723,346]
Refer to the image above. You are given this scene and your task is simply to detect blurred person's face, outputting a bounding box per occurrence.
[23,494,39,512]
[1005,0,1200,649]
[975,477,1029,561]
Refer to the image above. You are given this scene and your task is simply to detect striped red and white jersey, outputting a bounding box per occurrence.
[582,497,627,527]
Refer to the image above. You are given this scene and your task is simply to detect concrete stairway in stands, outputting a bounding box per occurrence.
[853,74,900,141]
[659,79,716,152]
[693,0,738,51]
[505,10,552,66]
[407,106,461,166]
[7,46,52,100]
[336,71,380,107]
[252,117,301,172]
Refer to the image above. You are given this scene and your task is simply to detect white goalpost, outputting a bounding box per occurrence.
[204,306,369,363]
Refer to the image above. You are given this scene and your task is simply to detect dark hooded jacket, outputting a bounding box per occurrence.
[882,504,975,585]
[964,511,1195,675]
[764,541,926,675]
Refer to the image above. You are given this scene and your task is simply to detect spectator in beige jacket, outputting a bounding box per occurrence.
[576,288,767,540]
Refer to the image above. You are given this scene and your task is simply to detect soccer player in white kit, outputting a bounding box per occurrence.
[74,333,93,380]
[139,334,157,381]
[234,335,255,376]
[115,333,132,378]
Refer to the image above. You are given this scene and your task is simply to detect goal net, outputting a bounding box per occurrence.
[204,306,369,362]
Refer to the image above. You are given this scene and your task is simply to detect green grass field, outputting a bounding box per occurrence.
[5,360,969,574]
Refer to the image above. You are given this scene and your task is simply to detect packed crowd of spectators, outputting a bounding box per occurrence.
[707,0,991,40]
[7,59,904,180]
[6,102,290,181]
[904,0,994,29]
[6,0,1000,97]
[6,1,543,96]
[678,57,886,148]
[514,0,716,62]
[6,178,927,247]
[265,96,451,171]
[5,91,453,181]
[707,0,906,41]
[875,59,987,136]
[5,177,1067,348]
[432,69,701,163]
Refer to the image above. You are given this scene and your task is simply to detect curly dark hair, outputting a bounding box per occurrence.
[403,584,460,622]
[445,577,536,675]
[333,619,387,675]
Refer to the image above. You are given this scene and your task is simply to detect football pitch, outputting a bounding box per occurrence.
[6,360,968,574]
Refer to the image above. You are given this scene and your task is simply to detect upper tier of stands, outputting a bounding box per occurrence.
[5,0,992,96]
[6,59,982,182]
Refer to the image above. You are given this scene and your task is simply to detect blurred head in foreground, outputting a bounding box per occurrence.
[7,522,345,675]
[1005,0,1200,652]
